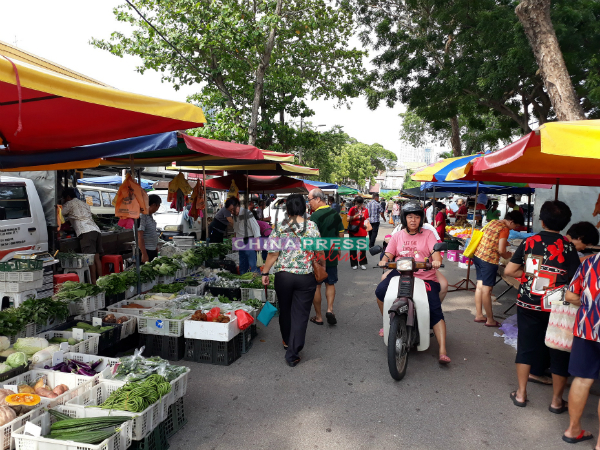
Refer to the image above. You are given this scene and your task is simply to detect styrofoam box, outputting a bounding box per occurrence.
[36,330,100,355]
[2,369,102,408]
[75,311,137,340]
[184,313,239,342]
[13,407,133,450]
[0,405,44,450]
[64,380,172,440]
[137,309,192,337]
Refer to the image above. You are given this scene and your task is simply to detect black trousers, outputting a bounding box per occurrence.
[274,272,317,363]
[368,221,380,248]
[208,222,226,243]
[147,249,158,262]
[349,249,367,267]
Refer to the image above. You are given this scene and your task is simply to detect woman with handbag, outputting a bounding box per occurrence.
[504,201,581,411]
[347,196,369,270]
[261,194,326,367]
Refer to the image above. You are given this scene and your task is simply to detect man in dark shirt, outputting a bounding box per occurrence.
[308,189,345,326]
[505,200,581,412]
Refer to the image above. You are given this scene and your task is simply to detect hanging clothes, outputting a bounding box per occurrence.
[168,172,192,202]
[227,179,239,199]
[56,205,65,230]
[189,181,205,220]
[115,173,150,219]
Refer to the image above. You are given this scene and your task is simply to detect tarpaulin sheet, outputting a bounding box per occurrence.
[78,175,156,190]
[205,175,316,193]
[421,181,534,195]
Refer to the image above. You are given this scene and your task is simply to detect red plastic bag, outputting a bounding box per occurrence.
[235,310,254,330]
[206,307,220,322]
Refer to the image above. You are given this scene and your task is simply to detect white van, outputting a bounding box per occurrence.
[77,186,118,216]
[0,177,48,261]
[152,189,217,240]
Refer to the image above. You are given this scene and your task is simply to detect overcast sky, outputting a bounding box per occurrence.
[1,1,434,157]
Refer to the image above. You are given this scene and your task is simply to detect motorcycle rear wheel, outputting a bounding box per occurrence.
[388,314,409,381]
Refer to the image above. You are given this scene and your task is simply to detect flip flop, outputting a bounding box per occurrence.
[510,391,527,407]
[549,399,568,414]
[379,328,384,337]
[485,321,502,327]
[438,355,451,364]
[326,312,337,325]
[474,318,487,323]
[562,430,593,444]
[310,317,323,326]
[528,376,553,385]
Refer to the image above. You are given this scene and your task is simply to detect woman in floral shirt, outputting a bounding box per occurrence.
[262,194,325,367]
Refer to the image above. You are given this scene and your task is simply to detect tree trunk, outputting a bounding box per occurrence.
[515,0,585,121]
[450,116,461,157]
[248,0,283,145]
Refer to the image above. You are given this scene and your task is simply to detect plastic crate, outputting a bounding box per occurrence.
[108,299,169,316]
[52,320,120,351]
[0,406,44,450]
[37,330,100,355]
[124,285,137,299]
[240,288,277,303]
[96,291,106,309]
[7,322,37,344]
[205,259,238,273]
[58,253,94,269]
[0,290,37,308]
[208,286,241,301]
[75,311,136,340]
[237,327,253,354]
[105,291,126,306]
[13,407,133,450]
[33,352,119,376]
[66,295,97,316]
[64,379,172,440]
[0,356,29,383]
[157,275,175,285]
[164,398,186,440]
[139,334,185,361]
[0,260,42,272]
[36,316,66,334]
[137,310,191,337]
[18,270,43,282]
[184,337,239,366]
[130,421,169,450]
[250,323,258,340]
[1,278,43,292]
[2,369,100,408]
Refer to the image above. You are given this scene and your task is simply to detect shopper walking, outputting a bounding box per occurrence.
[366,193,385,248]
[262,194,325,367]
[307,189,345,326]
[504,201,581,411]
[138,194,162,263]
[232,201,261,274]
[392,201,400,226]
[347,196,369,270]
[562,253,600,445]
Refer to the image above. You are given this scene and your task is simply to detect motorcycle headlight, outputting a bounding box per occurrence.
[396,259,413,271]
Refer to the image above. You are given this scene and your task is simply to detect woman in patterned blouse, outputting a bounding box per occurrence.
[262,194,325,367]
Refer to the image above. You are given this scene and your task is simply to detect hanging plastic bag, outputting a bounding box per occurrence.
[235,310,254,330]
[206,307,221,322]
[168,172,193,202]
[257,302,277,326]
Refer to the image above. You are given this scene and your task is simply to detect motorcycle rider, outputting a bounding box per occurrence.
[376,202,450,364]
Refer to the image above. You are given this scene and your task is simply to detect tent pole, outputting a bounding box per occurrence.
[555,179,560,201]
[527,193,532,233]
[203,165,208,246]
[433,186,436,224]
[129,155,141,295]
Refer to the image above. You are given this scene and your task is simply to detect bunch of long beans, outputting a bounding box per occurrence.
[98,374,171,412]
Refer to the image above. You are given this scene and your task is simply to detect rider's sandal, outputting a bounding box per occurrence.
[438,355,451,364]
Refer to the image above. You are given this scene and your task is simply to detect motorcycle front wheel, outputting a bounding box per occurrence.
[388,314,409,381]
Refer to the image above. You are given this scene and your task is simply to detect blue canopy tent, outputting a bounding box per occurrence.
[294,178,338,190]
[420,181,534,195]
[78,175,156,190]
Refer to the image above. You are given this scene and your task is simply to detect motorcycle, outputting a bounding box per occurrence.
[370,242,447,381]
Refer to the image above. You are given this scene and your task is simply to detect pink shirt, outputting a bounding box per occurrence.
[385,228,439,282]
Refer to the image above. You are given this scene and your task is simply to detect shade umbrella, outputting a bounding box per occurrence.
[0,49,206,151]
[166,162,317,176]
[411,154,484,182]
[204,174,317,193]
[337,185,360,195]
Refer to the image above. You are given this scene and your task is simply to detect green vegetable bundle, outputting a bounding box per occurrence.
[47,409,129,444]
[151,283,186,294]
[98,374,171,412]
[54,281,102,300]
[97,272,128,295]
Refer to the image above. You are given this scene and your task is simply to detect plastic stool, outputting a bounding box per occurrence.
[54,273,80,293]
[63,268,91,284]
[102,255,124,274]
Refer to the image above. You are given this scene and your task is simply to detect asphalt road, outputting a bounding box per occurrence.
[171,222,599,450]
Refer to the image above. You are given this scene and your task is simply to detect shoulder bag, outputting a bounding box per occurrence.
[289,223,328,283]
[544,286,577,352]
[462,222,491,259]
[348,208,362,234]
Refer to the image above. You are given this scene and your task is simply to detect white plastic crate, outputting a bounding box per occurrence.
[108,299,170,315]
[184,313,239,342]
[42,274,53,285]
[0,290,37,308]
[8,322,39,342]
[2,279,43,293]
[0,405,44,450]
[59,253,94,269]
[36,330,100,355]
[157,275,175,284]
[96,292,106,309]
[33,352,119,376]
[64,380,171,440]
[241,288,277,303]
[66,295,97,316]
[18,271,43,282]
[74,311,137,340]
[137,309,192,337]
[35,317,65,335]
[124,285,137,299]
[2,369,100,408]
[13,407,133,450]
[184,283,205,295]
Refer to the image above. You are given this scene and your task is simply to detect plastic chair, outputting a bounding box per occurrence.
[102,255,124,274]
[63,268,91,284]
[53,273,80,293]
